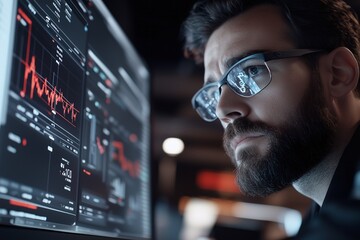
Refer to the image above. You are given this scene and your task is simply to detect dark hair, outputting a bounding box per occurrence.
[181,0,360,91]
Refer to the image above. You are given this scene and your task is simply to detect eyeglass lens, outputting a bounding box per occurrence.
[193,55,271,121]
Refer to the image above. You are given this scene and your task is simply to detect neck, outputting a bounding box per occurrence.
[293,120,359,206]
[292,151,340,206]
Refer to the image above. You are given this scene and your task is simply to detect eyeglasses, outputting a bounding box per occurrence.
[192,49,324,122]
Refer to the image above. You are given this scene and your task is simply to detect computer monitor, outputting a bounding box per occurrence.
[0,0,152,239]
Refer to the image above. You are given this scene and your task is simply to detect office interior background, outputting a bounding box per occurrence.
[99,0,360,239]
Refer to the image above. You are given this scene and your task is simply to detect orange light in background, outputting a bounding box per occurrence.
[196,170,239,194]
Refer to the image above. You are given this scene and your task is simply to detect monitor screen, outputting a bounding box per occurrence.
[0,0,152,239]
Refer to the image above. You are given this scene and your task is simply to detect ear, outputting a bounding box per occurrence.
[322,47,359,98]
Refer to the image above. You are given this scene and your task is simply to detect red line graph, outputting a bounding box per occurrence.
[17,8,79,125]
[112,141,140,178]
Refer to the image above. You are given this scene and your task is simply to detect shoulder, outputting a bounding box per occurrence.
[295,198,360,240]
[295,128,360,240]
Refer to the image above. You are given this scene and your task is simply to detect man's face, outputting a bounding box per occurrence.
[203,5,337,197]
[223,71,337,197]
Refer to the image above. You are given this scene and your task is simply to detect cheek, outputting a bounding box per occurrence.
[252,96,295,126]
[252,62,312,126]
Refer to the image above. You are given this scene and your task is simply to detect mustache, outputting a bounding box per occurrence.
[223,118,279,158]
[224,118,275,141]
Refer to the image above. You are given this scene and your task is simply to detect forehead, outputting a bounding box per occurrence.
[204,4,295,81]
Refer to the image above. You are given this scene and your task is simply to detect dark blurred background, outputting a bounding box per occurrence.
[102,1,360,239]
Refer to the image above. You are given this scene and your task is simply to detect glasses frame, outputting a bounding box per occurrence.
[192,49,325,122]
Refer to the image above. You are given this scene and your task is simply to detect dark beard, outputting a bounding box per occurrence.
[223,73,337,197]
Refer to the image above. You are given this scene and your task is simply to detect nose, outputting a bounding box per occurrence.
[216,85,250,125]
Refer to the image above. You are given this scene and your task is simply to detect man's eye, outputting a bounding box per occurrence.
[245,65,268,77]
[246,66,260,75]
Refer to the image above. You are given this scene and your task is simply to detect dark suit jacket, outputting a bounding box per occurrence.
[295,126,360,239]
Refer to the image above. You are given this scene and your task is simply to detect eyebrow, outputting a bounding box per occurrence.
[204,49,269,86]
[224,49,268,69]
